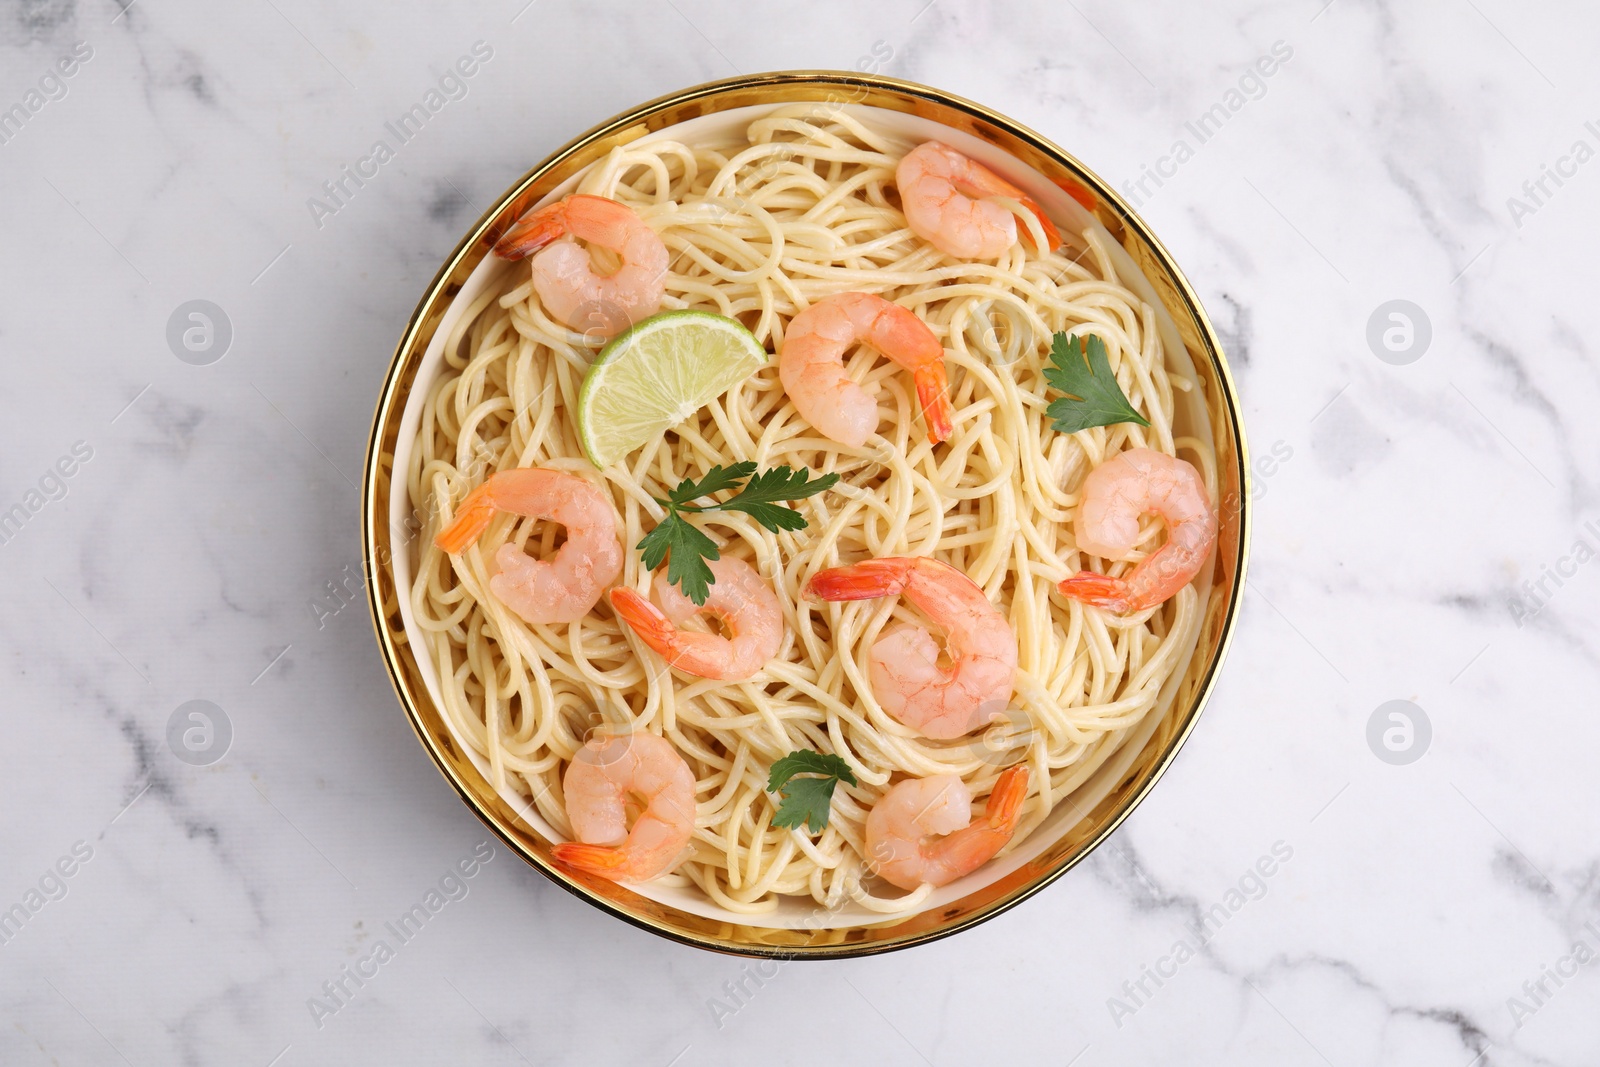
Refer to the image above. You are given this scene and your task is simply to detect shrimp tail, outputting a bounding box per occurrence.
[1018,196,1061,252]
[433,483,498,554]
[1055,572,1130,611]
[493,200,571,260]
[550,841,630,875]
[913,363,954,443]
[609,588,680,656]
[985,765,1030,830]
[806,559,912,601]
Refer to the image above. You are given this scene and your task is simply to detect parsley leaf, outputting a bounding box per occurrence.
[659,462,756,509]
[1043,332,1151,434]
[634,464,838,605]
[636,512,721,607]
[718,466,839,531]
[767,750,858,833]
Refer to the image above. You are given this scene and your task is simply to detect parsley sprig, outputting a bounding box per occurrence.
[767,750,858,833]
[1044,332,1151,434]
[637,462,838,606]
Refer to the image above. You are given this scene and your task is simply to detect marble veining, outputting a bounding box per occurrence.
[2,0,1598,1064]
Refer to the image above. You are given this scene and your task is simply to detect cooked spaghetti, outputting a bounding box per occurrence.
[406,104,1217,916]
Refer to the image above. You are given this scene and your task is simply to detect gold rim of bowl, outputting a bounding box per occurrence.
[360,70,1252,958]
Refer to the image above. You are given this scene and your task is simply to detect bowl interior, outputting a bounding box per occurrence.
[364,73,1247,956]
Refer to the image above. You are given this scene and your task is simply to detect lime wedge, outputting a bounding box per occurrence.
[576,310,768,469]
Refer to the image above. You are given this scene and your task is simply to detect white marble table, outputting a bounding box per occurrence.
[2,0,1595,1063]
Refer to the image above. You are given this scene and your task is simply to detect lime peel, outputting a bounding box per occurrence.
[576,310,768,469]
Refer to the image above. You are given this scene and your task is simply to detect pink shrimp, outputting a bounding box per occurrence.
[433,467,623,624]
[493,193,668,339]
[865,765,1030,890]
[609,556,784,681]
[1057,448,1217,613]
[550,730,696,883]
[779,292,953,448]
[805,557,1016,740]
[895,141,1062,259]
